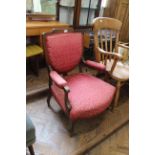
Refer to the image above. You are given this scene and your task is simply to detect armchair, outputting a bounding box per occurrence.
[92,17,129,107]
[42,28,116,135]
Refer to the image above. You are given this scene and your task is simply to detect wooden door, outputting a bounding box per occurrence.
[103,0,129,42]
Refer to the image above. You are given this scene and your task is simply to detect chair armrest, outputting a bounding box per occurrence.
[50,71,72,112]
[84,60,105,71]
[50,71,67,88]
[117,42,129,49]
[97,47,122,60]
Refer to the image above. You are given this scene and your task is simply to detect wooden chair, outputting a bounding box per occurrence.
[26,44,43,76]
[42,28,116,136]
[92,17,129,107]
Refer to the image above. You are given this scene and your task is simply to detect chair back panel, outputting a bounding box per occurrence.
[93,17,122,32]
[93,17,122,64]
[45,33,83,73]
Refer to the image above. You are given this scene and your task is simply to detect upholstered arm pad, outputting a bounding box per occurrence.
[50,71,67,88]
[84,60,106,71]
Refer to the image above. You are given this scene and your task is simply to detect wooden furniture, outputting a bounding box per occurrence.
[26,21,69,76]
[26,45,43,76]
[26,21,69,46]
[26,0,60,20]
[92,17,129,107]
[73,0,102,28]
[26,13,56,22]
[26,45,43,57]
[103,0,129,42]
[42,28,116,136]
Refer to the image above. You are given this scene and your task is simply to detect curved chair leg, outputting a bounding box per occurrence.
[68,120,75,137]
[28,145,35,155]
[104,72,109,82]
[113,81,121,107]
[47,92,52,108]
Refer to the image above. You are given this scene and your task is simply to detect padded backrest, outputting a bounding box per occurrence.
[45,33,83,73]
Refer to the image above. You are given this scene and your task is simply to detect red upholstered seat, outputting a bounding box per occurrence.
[51,73,116,121]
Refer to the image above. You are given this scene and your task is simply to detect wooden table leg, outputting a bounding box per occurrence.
[114,81,121,107]
[39,34,43,48]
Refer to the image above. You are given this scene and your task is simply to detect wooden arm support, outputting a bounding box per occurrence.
[64,86,72,114]
[97,47,122,60]
[97,47,122,74]
[117,42,129,49]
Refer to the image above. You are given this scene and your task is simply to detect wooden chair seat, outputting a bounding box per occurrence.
[103,60,129,81]
[26,45,43,76]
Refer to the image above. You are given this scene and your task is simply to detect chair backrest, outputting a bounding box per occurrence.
[92,17,122,62]
[43,29,83,74]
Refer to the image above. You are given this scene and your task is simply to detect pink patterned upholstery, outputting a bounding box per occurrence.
[51,73,116,121]
[45,33,83,73]
[85,60,106,71]
[44,31,116,124]
[50,71,67,88]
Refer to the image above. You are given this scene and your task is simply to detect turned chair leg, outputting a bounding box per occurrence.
[104,72,109,82]
[29,55,40,76]
[68,120,75,137]
[47,92,52,108]
[28,145,35,155]
[113,81,121,107]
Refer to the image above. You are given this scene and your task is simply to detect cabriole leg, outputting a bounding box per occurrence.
[47,92,52,108]
[68,120,75,137]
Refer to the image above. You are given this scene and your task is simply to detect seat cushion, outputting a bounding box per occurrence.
[51,73,116,121]
[102,60,129,81]
[26,115,35,146]
[26,45,43,57]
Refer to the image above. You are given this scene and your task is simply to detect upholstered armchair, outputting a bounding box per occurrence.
[42,28,116,135]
